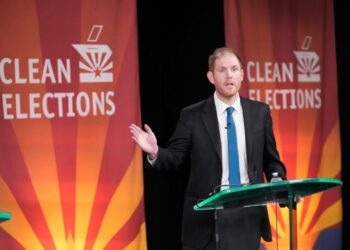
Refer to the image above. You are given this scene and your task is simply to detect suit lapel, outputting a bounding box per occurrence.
[241,98,254,173]
[200,96,256,180]
[201,96,222,164]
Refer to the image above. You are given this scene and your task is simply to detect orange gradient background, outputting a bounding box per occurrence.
[0,0,146,249]
[224,0,342,249]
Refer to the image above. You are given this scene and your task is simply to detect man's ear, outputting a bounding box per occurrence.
[207,71,215,84]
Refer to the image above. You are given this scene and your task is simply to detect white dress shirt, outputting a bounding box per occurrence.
[213,92,249,188]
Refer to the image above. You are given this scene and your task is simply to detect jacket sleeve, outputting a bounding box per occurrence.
[153,109,192,171]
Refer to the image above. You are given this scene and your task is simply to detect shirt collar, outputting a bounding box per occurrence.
[214,92,242,115]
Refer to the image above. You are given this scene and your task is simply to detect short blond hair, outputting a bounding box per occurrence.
[208,47,242,71]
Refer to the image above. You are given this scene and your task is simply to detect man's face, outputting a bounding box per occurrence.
[207,52,244,103]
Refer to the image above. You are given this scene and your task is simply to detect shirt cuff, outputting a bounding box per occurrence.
[147,155,157,166]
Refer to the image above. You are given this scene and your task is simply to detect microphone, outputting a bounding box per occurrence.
[225,123,231,129]
[243,169,258,185]
[249,166,257,184]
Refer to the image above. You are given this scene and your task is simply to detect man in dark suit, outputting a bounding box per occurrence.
[130,47,286,250]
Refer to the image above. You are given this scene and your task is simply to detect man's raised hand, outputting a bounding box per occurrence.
[129,123,158,159]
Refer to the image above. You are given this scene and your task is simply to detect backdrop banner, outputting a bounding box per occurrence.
[224,0,342,249]
[0,0,146,249]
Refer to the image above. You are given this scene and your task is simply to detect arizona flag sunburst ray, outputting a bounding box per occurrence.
[224,0,342,249]
[0,0,147,249]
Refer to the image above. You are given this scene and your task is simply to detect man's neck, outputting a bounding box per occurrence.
[215,92,239,106]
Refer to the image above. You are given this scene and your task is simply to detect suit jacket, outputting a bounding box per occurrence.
[153,95,286,249]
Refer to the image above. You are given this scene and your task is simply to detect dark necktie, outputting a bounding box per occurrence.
[227,107,240,185]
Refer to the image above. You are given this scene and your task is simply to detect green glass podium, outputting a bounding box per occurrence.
[0,212,11,223]
[194,178,342,250]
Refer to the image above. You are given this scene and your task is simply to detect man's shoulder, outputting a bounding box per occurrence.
[182,96,213,113]
[241,96,270,110]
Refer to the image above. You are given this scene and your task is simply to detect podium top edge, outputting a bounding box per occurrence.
[218,178,342,194]
[0,212,12,223]
[194,178,342,210]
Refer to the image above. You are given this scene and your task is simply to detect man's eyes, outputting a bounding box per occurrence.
[218,67,238,72]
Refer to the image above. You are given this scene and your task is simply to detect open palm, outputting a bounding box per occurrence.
[129,123,158,158]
